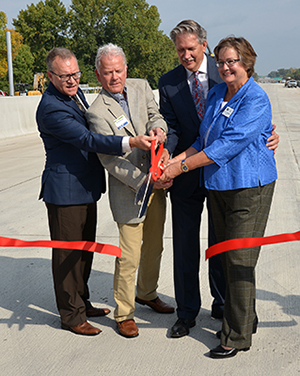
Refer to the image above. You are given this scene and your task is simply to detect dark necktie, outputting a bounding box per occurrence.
[192,71,205,119]
[71,94,86,113]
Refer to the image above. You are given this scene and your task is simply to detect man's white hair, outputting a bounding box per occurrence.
[95,43,127,72]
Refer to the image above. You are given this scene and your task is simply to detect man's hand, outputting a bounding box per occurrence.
[129,135,154,150]
[266,124,279,154]
[153,178,173,190]
[160,148,170,166]
[149,127,166,146]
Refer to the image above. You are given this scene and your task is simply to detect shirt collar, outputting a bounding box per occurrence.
[108,86,127,103]
[185,54,208,79]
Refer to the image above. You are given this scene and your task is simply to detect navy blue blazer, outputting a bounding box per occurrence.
[36,82,123,205]
[158,55,223,196]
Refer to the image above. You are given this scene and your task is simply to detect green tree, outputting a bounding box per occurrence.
[68,0,178,88]
[78,58,100,86]
[13,0,69,72]
[278,68,290,77]
[0,12,23,78]
[103,0,178,88]
[11,0,178,88]
[294,70,300,81]
[253,72,259,81]
[268,71,279,78]
[0,12,6,50]
[13,44,35,85]
[68,0,107,68]
[0,11,24,91]
[267,67,300,80]
[0,12,8,80]
[67,0,108,85]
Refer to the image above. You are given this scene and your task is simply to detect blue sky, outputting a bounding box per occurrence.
[3,0,300,75]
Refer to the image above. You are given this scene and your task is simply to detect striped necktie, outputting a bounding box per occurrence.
[192,71,205,120]
[71,94,87,113]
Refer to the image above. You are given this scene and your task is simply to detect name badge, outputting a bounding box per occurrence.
[114,115,129,129]
[222,106,234,118]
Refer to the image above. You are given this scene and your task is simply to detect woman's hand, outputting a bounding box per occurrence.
[159,158,182,182]
[266,124,279,154]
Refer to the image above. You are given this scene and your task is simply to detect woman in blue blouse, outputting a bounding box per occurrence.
[160,37,277,358]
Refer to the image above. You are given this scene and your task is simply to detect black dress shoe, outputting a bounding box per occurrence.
[170,318,196,338]
[211,306,223,319]
[210,344,250,359]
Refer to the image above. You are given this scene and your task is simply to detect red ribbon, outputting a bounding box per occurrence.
[205,230,300,260]
[0,236,121,257]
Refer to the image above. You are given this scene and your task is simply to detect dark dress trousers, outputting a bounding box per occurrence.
[158,55,226,320]
[36,82,123,327]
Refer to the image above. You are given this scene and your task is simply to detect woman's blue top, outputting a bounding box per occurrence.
[192,77,277,191]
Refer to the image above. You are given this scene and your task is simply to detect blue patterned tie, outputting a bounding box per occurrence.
[192,71,205,119]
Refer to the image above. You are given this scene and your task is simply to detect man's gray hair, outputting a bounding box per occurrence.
[46,47,77,71]
[170,20,207,45]
[95,43,127,72]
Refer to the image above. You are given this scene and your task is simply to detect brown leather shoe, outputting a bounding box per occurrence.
[86,307,111,317]
[117,319,139,338]
[135,296,175,314]
[61,321,101,336]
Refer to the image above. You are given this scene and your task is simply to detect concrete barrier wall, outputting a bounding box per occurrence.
[0,96,41,139]
[0,90,159,139]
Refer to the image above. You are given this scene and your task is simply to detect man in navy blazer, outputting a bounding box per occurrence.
[36,47,153,336]
[159,20,279,338]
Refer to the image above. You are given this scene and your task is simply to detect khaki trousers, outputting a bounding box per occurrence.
[114,189,166,322]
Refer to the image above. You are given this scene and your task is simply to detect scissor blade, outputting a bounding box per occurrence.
[135,173,151,205]
[135,173,154,218]
[138,182,154,218]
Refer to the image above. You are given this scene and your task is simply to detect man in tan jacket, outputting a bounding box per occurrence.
[86,43,174,338]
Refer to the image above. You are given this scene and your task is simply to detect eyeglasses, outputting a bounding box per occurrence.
[216,59,240,68]
[50,70,82,82]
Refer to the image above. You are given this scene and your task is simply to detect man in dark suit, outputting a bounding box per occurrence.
[158,20,225,339]
[36,47,153,336]
[159,20,279,338]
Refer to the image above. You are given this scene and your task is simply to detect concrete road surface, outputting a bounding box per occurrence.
[0,84,300,375]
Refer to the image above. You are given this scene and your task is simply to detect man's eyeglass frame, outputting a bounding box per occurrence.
[50,70,82,82]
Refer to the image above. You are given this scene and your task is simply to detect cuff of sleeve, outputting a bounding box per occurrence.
[191,140,202,152]
[122,136,133,153]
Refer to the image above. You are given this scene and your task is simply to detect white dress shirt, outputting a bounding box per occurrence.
[185,54,209,99]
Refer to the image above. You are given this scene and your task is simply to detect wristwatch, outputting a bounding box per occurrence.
[181,159,189,173]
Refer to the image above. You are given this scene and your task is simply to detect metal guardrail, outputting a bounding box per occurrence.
[79,84,101,94]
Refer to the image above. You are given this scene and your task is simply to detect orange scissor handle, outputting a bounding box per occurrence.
[149,141,164,181]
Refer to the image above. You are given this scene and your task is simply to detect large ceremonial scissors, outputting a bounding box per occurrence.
[134,140,164,218]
